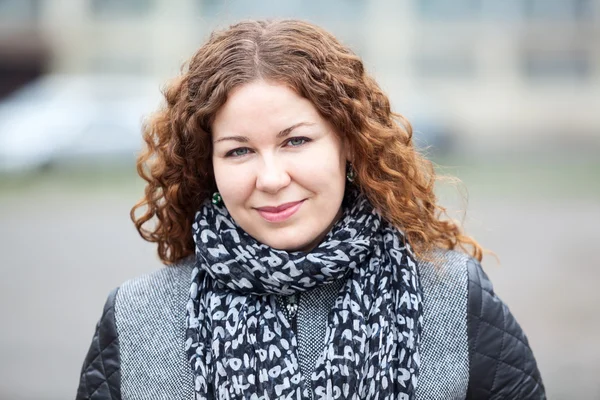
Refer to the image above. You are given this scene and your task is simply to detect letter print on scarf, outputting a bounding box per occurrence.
[186,190,423,399]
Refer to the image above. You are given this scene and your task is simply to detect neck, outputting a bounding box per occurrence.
[293,206,343,253]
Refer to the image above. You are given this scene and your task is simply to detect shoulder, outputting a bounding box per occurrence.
[415,249,471,399]
[112,255,195,360]
[77,287,121,400]
[464,257,546,399]
[417,248,471,301]
[416,249,545,399]
[416,248,472,331]
[78,257,196,400]
[86,257,195,336]
[116,256,195,307]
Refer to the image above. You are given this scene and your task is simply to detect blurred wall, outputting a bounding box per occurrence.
[1,0,599,154]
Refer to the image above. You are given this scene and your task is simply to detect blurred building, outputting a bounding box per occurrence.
[0,0,599,155]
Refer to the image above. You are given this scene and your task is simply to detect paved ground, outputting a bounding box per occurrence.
[0,163,598,399]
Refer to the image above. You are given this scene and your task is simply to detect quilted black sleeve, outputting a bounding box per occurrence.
[466,259,545,400]
[76,287,121,400]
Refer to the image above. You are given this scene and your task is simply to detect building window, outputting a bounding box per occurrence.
[91,0,154,18]
[196,0,366,54]
[480,0,524,20]
[415,0,482,19]
[521,48,591,81]
[523,0,592,20]
[0,0,40,21]
[198,0,364,21]
[414,48,477,78]
[88,55,148,74]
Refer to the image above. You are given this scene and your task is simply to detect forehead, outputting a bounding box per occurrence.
[211,80,324,138]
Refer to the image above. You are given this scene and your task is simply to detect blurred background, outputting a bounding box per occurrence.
[0,0,598,399]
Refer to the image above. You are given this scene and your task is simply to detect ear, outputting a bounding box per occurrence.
[346,150,354,165]
[344,140,354,163]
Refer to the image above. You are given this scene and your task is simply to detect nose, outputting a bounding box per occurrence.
[255,156,291,194]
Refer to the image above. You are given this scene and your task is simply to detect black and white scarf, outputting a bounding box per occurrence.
[186,191,423,399]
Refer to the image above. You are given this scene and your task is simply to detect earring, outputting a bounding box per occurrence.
[211,192,223,205]
[346,163,356,183]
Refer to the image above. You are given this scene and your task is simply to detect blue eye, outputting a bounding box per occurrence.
[226,147,250,157]
[286,137,309,147]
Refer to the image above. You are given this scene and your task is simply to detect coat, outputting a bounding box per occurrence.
[76,250,545,399]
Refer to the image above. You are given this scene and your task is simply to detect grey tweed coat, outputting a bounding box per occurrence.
[76,250,545,399]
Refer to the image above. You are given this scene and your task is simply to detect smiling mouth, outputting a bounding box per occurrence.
[256,200,306,223]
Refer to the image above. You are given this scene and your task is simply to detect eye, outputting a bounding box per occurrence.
[285,137,310,147]
[225,147,251,157]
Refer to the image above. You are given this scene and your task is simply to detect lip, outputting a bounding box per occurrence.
[256,200,305,223]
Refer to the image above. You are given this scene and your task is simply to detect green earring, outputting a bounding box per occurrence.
[346,164,356,182]
[211,192,222,205]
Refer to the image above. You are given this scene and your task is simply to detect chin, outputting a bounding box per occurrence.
[263,238,311,252]
[256,228,316,252]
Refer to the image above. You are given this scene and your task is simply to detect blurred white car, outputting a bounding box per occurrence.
[0,74,163,172]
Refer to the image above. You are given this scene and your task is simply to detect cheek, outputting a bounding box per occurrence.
[213,161,254,204]
[293,145,346,187]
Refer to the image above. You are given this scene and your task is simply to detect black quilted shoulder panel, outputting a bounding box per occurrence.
[466,260,545,400]
[76,287,121,400]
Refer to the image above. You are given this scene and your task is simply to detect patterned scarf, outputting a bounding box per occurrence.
[185,191,423,399]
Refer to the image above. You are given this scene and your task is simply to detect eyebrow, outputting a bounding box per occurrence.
[213,122,314,144]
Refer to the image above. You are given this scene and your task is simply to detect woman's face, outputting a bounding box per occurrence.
[211,80,348,252]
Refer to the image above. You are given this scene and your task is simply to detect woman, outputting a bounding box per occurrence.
[77,20,545,400]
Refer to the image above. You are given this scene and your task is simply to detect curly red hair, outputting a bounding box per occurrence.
[131,19,483,264]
